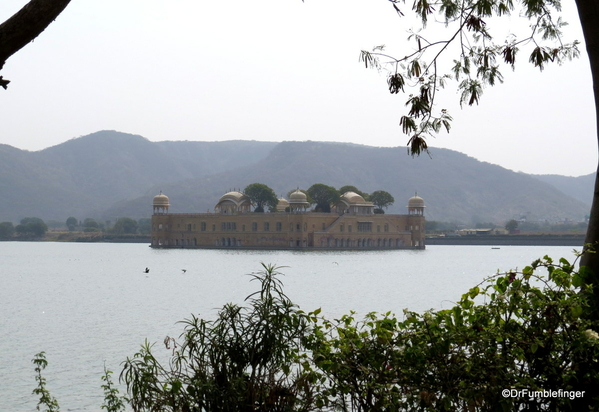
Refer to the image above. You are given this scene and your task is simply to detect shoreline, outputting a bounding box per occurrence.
[2,233,587,247]
[1,232,151,243]
[426,234,586,247]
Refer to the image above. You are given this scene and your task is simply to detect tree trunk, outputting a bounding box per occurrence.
[574,2,599,407]
[0,0,71,71]
[577,0,599,283]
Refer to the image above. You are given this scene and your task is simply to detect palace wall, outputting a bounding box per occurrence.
[151,211,424,249]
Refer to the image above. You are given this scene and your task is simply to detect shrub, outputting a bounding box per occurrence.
[306,255,599,411]
[120,263,319,412]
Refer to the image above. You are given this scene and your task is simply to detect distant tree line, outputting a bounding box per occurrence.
[426,220,589,235]
[0,216,153,240]
[0,217,47,239]
[65,217,152,235]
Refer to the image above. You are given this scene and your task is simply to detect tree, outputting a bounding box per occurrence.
[506,219,519,233]
[66,216,78,231]
[362,0,599,314]
[137,218,152,235]
[0,0,72,88]
[361,0,579,156]
[112,218,137,234]
[16,217,48,237]
[0,222,14,239]
[369,190,395,214]
[307,184,340,213]
[83,218,99,231]
[244,183,278,213]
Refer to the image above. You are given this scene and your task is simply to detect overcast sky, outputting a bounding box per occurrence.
[0,0,596,176]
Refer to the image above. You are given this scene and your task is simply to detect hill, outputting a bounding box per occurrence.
[531,173,595,208]
[0,131,276,222]
[103,140,591,224]
[0,131,591,225]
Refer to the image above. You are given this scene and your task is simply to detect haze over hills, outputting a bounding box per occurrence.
[530,173,595,207]
[0,130,592,225]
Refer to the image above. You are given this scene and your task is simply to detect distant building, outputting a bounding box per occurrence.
[457,228,509,236]
[151,189,425,249]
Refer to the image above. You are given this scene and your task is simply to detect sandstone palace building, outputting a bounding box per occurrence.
[151,189,425,250]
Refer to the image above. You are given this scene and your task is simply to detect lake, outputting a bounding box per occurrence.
[0,242,579,411]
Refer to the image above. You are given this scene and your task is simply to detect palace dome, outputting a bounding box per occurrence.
[215,190,251,214]
[276,197,290,212]
[408,195,425,208]
[153,192,170,206]
[341,191,366,204]
[289,189,307,202]
[218,190,248,203]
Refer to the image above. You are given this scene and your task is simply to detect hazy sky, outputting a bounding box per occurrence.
[0,0,596,176]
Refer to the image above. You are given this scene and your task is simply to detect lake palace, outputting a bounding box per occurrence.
[151,189,425,249]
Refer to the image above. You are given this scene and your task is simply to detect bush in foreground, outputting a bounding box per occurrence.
[34,257,599,411]
[307,255,599,411]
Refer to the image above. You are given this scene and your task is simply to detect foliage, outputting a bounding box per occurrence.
[32,352,60,412]
[369,190,395,213]
[307,184,340,213]
[121,263,318,412]
[66,216,78,231]
[137,218,152,235]
[360,0,580,155]
[244,183,279,213]
[306,254,599,411]
[30,354,127,412]
[505,219,519,232]
[16,217,48,237]
[0,221,14,239]
[84,218,99,229]
[425,220,461,233]
[83,218,102,232]
[112,217,138,234]
[101,364,127,412]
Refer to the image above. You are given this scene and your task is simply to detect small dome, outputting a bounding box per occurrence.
[341,191,366,204]
[408,195,425,208]
[276,197,290,212]
[289,189,307,202]
[153,192,170,206]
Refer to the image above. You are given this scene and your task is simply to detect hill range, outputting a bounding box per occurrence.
[0,130,592,225]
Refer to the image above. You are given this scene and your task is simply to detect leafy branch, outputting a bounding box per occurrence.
[360,0,580,156]
[32,352,60,412]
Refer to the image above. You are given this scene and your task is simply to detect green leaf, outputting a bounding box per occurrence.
[570,305,583,319]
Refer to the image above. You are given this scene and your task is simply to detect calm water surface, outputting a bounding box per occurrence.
[0,242,578,411]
